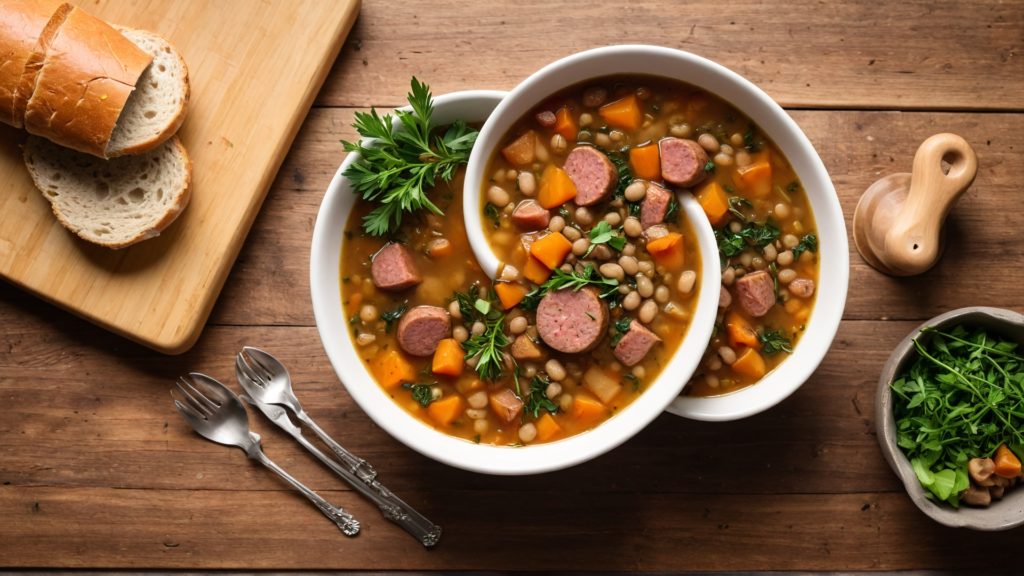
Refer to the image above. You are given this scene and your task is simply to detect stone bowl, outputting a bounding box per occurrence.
[876,306,1024,530]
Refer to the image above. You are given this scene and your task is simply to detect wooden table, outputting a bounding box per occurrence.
[2,0,1022,571]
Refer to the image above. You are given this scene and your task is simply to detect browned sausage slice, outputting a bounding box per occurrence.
[511,200,551,229]
[735,270,776,317]
[536,286,609,353]
[564,146,618,206]
[640,182,672,230]
[396,306,450,356]
[535,110,556,127]
[613,319,662,367]
[660,138,708,188]
[582,86,608,108]
[789,278,815,299]
[371,243,422,291]
[490,388,524,423]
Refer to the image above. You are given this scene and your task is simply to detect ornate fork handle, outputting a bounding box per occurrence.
[297,411,378,482]
[253,451,360,536]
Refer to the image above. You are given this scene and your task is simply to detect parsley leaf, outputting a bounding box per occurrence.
[585,220,626,256]
[744,122,759,152]
[402,383,436,407]
[624,373,641,392]
[462,293,509,382]
[524,376,558,418]
[664,199,681,224]
[340,77,479,236]
[790,234,819,260]
[379,304,408,334]
[611,318,632,347]
[704,161,716,172]
[541,264,619,296]
[739,218,781,248]
[727,197,753,222]
[788,180,800,192]
[483,203,501,228]
[759,328,793,355]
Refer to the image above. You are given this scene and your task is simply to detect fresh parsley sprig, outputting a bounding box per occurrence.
[790,234,818,260]
[402,382,436,407]
[759,328,793,355]
[520,264,620,311]
[461,296,509,382]
[611,318,632,347]
[379,304,408,334]
[585,220,627,256]
[523,376,559,418]
[341,77,479,236]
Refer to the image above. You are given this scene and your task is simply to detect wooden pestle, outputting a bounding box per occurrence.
[853,133,978,276]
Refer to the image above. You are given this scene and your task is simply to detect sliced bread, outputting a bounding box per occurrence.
[106,26,189,157]
[24,134,192,249]
[0,0,67,128]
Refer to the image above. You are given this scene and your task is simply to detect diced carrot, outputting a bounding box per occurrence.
[725,312,759,349]
[695,181,731,226]
[994,444,1022,478]
[456,378,485,394]
[494,281,529,310]
[523,254,552,285]
[426,238,452,258]
[571,395,607,426]
[732,160,772,198]
[645,232,685,270]
[501,130,537,166]
[427,395,465,426]
[431,338,465,377]
[348,292,362,313]
[536,165,578,209]
[535,413,564,442]
[731,347,766,380]
[599,94,642,131]
[629,143,661,181]
[553,107,578,141]
[583,366,623,406]
[784,298,810,322]
[529,232,572,270]
[373,350,418,389]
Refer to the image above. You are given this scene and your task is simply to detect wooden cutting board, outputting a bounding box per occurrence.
[0,0,360,354]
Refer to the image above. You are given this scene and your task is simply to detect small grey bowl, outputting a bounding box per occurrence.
[876,306,1024,531]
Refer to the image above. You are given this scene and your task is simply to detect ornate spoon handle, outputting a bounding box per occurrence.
[253,451,360,536]
[297,410,378,482]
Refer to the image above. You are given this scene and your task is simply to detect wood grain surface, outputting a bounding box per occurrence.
[3,0,1024,571]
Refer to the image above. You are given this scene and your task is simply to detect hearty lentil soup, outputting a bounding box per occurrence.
[479,74,820,401]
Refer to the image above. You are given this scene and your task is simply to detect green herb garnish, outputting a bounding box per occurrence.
[704,161,715,172]
[891,326,1024,507]
[380,304,408,334]
[524,376,559,418]
[787,180,799,192]
[790,234,819,260]
[739,218,781,248]
[340,78,479,236]
[483,202,501,228]
[727,197,752,222]
[585,220,627,256]
[402,383,436,407]
[611,318,632,347]
[624,373,641,392]
[664,199,681,224]
[759,328,793,355]
[462,296,509,382]
[744,123,759,152]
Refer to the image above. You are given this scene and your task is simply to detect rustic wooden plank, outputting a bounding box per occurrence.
[2,486,1022,571]
[207,108,1024,327]
[316,0,1024,111]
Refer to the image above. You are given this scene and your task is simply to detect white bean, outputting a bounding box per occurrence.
[618,256,639,276]
[718,346,737,365]
[471,321,486,335]
[705,374,720,388]
[722,267,736,286]
[453,325,469,343]
[639,299,658,323]
[487,185,510,207]
[763,244,778,262]
[575,207,595,226]
[360,304,378,323]
[677,270,697,293]
[599,263,625,281]
[466,408,488,420]
[448,300,463,320]
[562,226,582,241]
[774,202,791,219]
[778,269,798,284]
[356,333,377,346]
[467,391,488,409]
[473,418,489,435]
[545,382,563,400]
[549,215,565,232]
[714,152,733,167]
[572,238,590,256]
[637,274,654,298]
[604,212,622,226]
[632,365,646,379]
[546,359,567,381]
[623,291,641,310]
[707,356,723,371]
[735,149,752,167]
[510,316,528,334]
[783,234,800,249]
[777,250,794,266]
[698,133,720,153]
[551,134,568,154]
[519,423,537,443]
[624,217,643,237]
[654,285,670,303]
[624,181,648,202]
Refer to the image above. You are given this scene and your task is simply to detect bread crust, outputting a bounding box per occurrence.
[108,26,190,157]
[0,0,67,127]
[23,134,193,249]
[23,6,152,158]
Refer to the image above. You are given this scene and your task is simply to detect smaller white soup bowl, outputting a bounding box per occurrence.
[464,46,848,422]
[311,90,719,475]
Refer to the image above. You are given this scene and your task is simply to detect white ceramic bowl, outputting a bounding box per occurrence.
[464,45,849,422]
[310,90,719,475]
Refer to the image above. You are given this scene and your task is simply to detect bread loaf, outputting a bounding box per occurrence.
[24,134,192,249]
[0,0,66,127]
[22,5,152,157]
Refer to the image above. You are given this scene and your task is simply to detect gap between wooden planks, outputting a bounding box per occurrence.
[316,0,1024,111]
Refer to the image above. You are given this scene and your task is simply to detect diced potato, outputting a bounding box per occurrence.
[583,366,623,406]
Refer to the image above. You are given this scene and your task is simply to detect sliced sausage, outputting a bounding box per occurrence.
[511,200,551,229]
[564,146,618,206]
[490,388,524,423]
[719,286,732,308]
[396,306,450,356]
[536,286,609,353]
[613,319,662,367]
[582,86,608,108]
[371,243,422,291]
[640,182,672,230]
[735,270,776,317]
[660,138,708,188]
[535,110,556,127]
[789,278,815,299]
[511,334,544,361]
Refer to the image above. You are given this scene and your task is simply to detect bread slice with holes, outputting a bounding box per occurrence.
[24,134,192,249]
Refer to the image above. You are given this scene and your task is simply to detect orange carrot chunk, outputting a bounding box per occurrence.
[994,444,1022,478]
[599,94,642,131]
[731,347,767,380]
[373,350,418,389]
[629,143,661,181]
[431,338,465,377]
[536,165,578,208]
[645,232,685,270]
[494,281,529,310]
[725,312,759,349]
[529,231,573,270]
[695,181,731,226]
[733,160,772,198]
[535,413,565,442]
[501,130,537,166]
[523,254,553,285]
[553,107,578,141]
[427,395,465,426]
[571,395,607,426]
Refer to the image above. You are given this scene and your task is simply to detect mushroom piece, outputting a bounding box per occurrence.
[961,483,992,507]
[968,457,997,487]
[992,474,1011,488]
[990,485,1006,499]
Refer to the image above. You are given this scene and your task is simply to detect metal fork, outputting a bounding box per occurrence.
[171,373,360,537]
[236,347,442,547]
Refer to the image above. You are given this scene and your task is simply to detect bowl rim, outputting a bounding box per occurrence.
[875,306,1024,531]
[464,44,848,422]
[310,89,719,475]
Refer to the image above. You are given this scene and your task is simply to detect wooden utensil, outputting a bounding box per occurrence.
[853,133,978,276]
